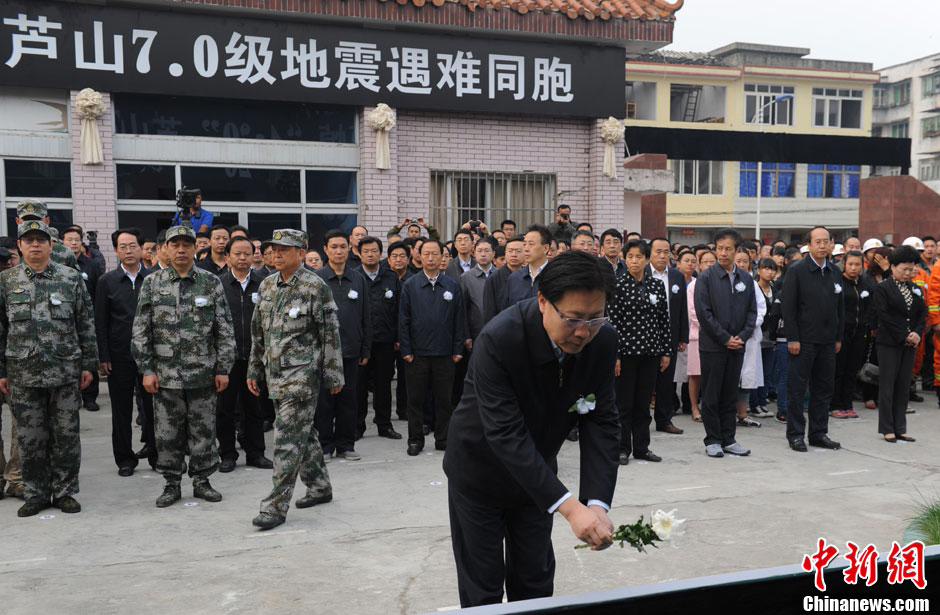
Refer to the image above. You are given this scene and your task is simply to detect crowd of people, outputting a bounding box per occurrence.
[0,199,934,528]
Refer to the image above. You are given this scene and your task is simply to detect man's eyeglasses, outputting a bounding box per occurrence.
[549,300,608,331]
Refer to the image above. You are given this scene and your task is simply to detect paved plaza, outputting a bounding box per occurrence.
[1,384,938,614]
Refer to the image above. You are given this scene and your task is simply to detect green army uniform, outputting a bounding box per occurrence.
[0,221,97,510]
[15,200,78,270]
[248,229,344,525]
[132,226,235,496]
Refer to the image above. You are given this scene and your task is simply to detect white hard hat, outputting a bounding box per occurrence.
[799,245,809,254]
[862,238,884,253]
[832,244,845,256]
[902,236,925,251]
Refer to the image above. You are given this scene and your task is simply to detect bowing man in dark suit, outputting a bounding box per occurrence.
[444,251,619,607]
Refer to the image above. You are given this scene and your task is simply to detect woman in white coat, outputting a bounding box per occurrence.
[734,249,766,428]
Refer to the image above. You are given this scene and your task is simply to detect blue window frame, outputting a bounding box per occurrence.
[807,164,860,198]
[739,162,795,197]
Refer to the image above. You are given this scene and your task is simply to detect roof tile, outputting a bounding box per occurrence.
[363,0,681,21]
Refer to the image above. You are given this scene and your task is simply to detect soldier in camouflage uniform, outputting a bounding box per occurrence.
[15,200,79,270]
[132,225,236,508]
[247,229,344,530]
[0,221,97,517]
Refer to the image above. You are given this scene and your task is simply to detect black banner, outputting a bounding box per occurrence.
[0,0,625,118]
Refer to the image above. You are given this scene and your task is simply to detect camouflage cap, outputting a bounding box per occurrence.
[267,228,307,249]
[16,200,48,221]
[48,227,59,240]
[17,219,52,239]
[164,225,197,243]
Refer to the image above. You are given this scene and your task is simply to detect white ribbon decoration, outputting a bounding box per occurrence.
[75,88,106,165]
[599,116,624,179]
[365,103,397,170]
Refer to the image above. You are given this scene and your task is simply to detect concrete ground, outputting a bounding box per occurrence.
[1,384,938,614]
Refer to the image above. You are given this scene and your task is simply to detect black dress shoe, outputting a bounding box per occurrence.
[118,466,135,477]
[246,456,274,469]
[17,499,49,518]
[136,445,153,459]
[219,458,237,473]
[910,391,924,403]
[378,428,403,440]
[618,451,630,465]
[53,496,81,513]
[789,438,808,452]
[407,443,423,456]
[84,402,99,412]
[656,423,684,435]
[434,441,446,451]
[634,450,662,463]
[809,435,841,450]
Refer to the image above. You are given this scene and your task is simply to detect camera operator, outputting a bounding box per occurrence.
[548,204,577,243]
[171,188,213,233]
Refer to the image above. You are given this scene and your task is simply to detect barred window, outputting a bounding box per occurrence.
[429,171,556,240]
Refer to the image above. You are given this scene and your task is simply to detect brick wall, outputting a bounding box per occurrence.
[859,175,940,243]
[359,106,401,235]
[70,90,117,267]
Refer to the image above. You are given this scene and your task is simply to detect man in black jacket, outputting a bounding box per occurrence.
[649,237,689,434]
[315,229,373,460]
[481,237,524,325]
[218,236,272,472]
[444,251,618,607]
[694,228,757,458]
[783,226,844,452]
[355,236,402,440]
[95,228,154,475]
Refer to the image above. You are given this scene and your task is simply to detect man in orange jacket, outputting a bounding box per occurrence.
[923,240,940,406]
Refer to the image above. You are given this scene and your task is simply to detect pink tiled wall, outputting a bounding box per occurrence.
[70,90,117,266]
[359,109,624,238]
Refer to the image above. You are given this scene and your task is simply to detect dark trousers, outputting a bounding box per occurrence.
[404,356,454,446]
[218,359,265,461]
[82,371,100,408]
[314,358,360,454]
[448,481,554,607]
[922,332,935,389]
[395,352,408,420]
[787,342,836,441]
[616,356,659,457]
[109,359,154,469]
[357,342,396,433]
[878,344,915,436]
[832,329,867,411]
[700,350,744,447]
[653,353,677,429]
[452,350,471,408]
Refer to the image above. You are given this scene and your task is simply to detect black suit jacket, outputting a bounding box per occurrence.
[443,298,620,512]
[481,265,513,325]
[651,265,689,352]
[872,280,926,347]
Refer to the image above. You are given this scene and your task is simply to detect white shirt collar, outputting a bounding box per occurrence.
[121,262,141,283]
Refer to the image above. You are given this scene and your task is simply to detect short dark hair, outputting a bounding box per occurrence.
[420,238,444,254]
[624,238,650,258]
[494,245,506,258]
[650,237,670,250]
[757,257,778,271]
[62,225,83,239]
[209,224,230,238]
[572,230,595,243]
[111,227,143,248]
[230,224,249,237]
[196,231,211,240]
[843,250,864,264]
[454,228,473,241]
[358,236,383,254]
[741,240,758,252]
[890,245,921,266]
[713,228,742,247]
[324,228,349,245]
[224,235,254,255]
[805,226,831,242]
[407,223,422,231]
[525,224,551,246]
[557,239,571,250]
[538,250,615,304]
[923,235,937,243]
[784,247,802,261]
[576,222,594,233]
[505,237,524,248]
[557,204,571,212]
[476,236,498,252]
[501,219,517,229]
[772,246,787,257]
[387,241,410,259]
[351,224,368,235]
[625,231,642,240]
[600,228,623,244]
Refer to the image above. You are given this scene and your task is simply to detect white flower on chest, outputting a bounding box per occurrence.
[649,293,658,305]
[194,296,209,307]
[734,281,746,293]
[384,289,394,299]
[347,289,359,300]
[834,283,843,294]
[443,290,454,301]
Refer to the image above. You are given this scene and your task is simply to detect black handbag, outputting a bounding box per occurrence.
[857,339,879,385]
